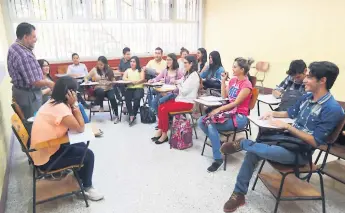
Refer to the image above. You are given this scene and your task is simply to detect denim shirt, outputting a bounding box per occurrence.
[287,92,344,146]
[200,66,225,81]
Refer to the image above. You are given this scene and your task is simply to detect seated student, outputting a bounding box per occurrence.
[272,60,307,111]
[67,53,90,108]
[37,59,53,104]
[67,53,89,77]
[123,56,145,126]
[148,53,184,114]
[198,57,253,172]
[177,47,189,72]
[85,56,120,124]
[143,47,168,106]
[219,61,344,212]
[200,51,225,90]
[143,47,167,76]
[151,55,200,144]
[115,47,131,102]
[30,76,104,201]
[197,48,208,73]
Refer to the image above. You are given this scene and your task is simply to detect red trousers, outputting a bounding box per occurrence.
[158,99,194,132]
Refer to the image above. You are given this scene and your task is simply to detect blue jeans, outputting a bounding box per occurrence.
[198,114,248,160]
[151,92,177,114]
[78,103,89,123]
[234,139,308,194]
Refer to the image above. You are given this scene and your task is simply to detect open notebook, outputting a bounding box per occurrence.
[248,115,295,129]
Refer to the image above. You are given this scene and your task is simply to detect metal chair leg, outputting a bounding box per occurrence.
[232,131,237,141]
[318,172,326,213]
[119,101,123,121]
[224,154,227,171]
[33,168,36,213]
[89,106,92,121]
[274,173,287,213]
[252,160,266,190]
[108,100,113,120]
[201,136,208,156]
[245,130,249,139]
[248,122,252,135]
[73,169,89,207]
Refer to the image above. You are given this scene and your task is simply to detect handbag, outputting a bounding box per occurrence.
[140,105,156,124]
[257,132,314,180]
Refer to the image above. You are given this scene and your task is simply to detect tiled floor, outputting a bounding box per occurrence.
[5,103,345,213]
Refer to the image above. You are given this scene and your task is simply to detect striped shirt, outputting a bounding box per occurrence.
[288,93,344,146]
[7,40,43,89]
[276,75,305,93]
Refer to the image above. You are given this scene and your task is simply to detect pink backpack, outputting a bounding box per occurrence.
[170,115,193,150]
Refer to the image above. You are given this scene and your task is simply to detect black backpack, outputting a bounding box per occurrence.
[276,90,304,111]
[140,105,156,124]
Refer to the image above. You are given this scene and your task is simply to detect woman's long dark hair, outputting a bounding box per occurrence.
[51,76,78,105]
[167,53,179,70]
[96,56,114,81]
[130,56,141,71]
[198,48,207,71]
[208,51,223,78]
[37,59,52,80]
[185,55,198,77]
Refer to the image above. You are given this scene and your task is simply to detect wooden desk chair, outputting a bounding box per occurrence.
[168,110,198,148]
[253,61,269,91]
[312,118,345,186]
[251,117,345,213]
[11,100,25,121]
[201,88,259,171]
[11,113,90,213]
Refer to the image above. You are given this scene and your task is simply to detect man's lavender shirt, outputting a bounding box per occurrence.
[7,40,43,89]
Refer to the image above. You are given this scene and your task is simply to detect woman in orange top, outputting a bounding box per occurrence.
[30,76,103,201]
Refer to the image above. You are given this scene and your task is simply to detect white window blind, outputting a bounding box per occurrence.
[6,0,201,61]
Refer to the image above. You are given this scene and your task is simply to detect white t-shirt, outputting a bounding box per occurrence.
[67,63,88,76]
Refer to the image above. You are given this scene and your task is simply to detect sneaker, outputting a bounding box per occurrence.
[223,192,245,212]
[207,161,223,173]
[84,187,104,201]
[220,138,243,155]
[113,116,120,124]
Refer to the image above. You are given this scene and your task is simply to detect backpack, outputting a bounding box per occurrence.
[140,105,156,124]
[276,90,304,111]
[170,115,193,150]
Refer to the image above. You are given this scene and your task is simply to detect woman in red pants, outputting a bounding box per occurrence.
[151,55,201,144]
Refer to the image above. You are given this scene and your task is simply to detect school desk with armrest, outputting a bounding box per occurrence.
[11,113,90,213]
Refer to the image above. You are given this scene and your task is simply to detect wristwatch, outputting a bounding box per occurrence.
[71,102,79,110]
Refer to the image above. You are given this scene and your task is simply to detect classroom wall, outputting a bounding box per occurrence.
[0,2,12,204]
[203,0,345,101]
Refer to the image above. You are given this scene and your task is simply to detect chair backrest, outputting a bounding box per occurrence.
[11,113,30,151]
[255,61,270,73]
[248,75,257,87]
[327,116,345,144]
[57,65,68,74]
[249,88,259,110]
[11,100,25,121]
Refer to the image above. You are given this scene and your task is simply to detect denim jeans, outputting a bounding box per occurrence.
[147,88,156,109]
[151,92,177,114]
[197,114,248,160]
[234,139,308,194]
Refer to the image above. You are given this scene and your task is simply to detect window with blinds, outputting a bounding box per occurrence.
[6,0,201,61]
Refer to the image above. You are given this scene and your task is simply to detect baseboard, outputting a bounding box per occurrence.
[0,133,15,213]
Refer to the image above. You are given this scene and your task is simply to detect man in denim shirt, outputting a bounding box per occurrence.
[220,61,344,212]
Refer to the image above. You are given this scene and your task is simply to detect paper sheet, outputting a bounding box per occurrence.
[248,115,295,129]
[68,123,95,144]
[199,96,227,102]
[80,82,99,86]
[194,99,223,106]
[160,84,176,90]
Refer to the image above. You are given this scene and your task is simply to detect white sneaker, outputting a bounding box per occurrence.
[84,187,104,201]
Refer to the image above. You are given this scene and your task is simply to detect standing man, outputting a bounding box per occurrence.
[8,22,54,119]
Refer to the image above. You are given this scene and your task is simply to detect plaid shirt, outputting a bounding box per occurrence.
[276,75,305,93]
[288,93,344,146]
[7,40,43,89]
